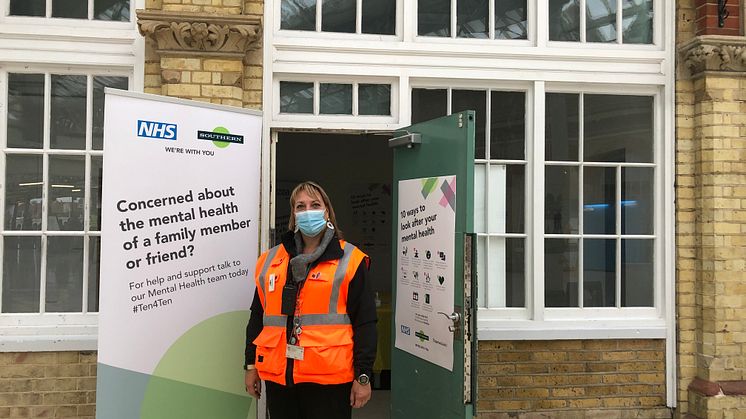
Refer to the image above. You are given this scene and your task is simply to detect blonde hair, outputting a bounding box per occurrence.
[288,181,342,236]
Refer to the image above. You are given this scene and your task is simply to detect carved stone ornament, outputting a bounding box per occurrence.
[679,35,746,78]
[137,10,261,56]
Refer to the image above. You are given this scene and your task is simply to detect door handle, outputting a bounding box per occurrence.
[437,311,461,332]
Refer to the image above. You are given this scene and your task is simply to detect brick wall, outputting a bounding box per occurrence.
[0,352,97,418]
[476,340,670,418]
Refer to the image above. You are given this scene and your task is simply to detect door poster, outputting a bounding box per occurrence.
[96,90,261,419]
[394,176,456,371]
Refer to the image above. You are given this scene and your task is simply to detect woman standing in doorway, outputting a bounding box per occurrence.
[244,181,378,419]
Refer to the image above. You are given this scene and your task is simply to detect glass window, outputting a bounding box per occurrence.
[359,84,392,116]
[1,72,129,314]
[544,92,655,309]
[280,82,314,114]
[586,0,617,43]
[362,0,396,35]
[322,0,356,33]
[496,0,528,39]
[10,0,45,16]
[413,87,528,308]
[622,0,653,44]
[7,74,44,149]
[549,0,580,41]
[93,76,129,150]
[320,83,353,114]
[412,89,447,124]
[282,0,396,34]
[53,0,88,19]
[95,0,130,21]
[419,0,451,37]
[550,0,653,44]
[281,0,317,31]
[11,0,131,20]
[457,0,489,38]
[51,75,87,150]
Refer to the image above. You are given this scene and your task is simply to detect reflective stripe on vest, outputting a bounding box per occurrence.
[263,313,351,327]
[257,245,280,304]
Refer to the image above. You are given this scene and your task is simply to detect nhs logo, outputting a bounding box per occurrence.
[137,120,177,140]
[400,325,411,336]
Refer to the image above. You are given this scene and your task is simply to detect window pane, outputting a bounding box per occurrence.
[546,93,579,161]
[2,237,42,313]
[89,236,101,311]
[505,238,525,307]
[53,0,87,18]
[8,73,44,149]
[622,239,653,307]
[549,0,580,41]
[91,157,104,231]
[282,0,316,31]
[5,155,43,231]
[490,91,525,160]
[583,167,615,235]
[320,83,352,114]
[10,0,45,16]
[584,95,653,163]
[322,0,355,33]
[545,238,578,307]
[457,0,488,38]
[418,0,450,37]
[583,239,615,307]
[280,82,314,114]
[545,166,579,234]
[475,164,524,234]
[411,89,447,124]
[476,236,525,308]
[93,76,129,150]
[95,0,130,21]
[622,167,653,235]
[359,84,391,116]
[362,0,396,35]
[48,156,85,231]
[587,0,617,43]
[623,0,653,44]
[51,75,87,150]
[496,0,528,39]
[452,90,486,159]
[46,236,84,312]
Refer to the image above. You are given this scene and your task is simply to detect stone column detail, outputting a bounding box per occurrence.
[137,10,261,106]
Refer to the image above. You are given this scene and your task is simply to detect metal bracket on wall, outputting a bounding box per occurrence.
[719,0,730,28]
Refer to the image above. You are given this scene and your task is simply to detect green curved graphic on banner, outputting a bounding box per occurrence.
[140,310,256,419]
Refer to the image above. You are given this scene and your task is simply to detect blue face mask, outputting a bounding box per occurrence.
[295,210,328,237]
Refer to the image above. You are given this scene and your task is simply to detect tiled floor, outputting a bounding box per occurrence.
[353,390,390,419]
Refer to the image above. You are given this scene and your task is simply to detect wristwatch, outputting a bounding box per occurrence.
[356,373,370,386]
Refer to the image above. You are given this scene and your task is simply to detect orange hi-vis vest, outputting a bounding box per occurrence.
[252,240,368,385]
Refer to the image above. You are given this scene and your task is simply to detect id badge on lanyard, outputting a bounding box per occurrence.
[286,344,304,360]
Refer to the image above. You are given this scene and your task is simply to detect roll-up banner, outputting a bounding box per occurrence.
[96,90,261,419]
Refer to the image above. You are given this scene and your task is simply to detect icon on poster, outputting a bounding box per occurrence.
[438,251,446,261]
[402,246,408,256]
[413,292,419,301]
[426,250,432,259]
[438,275,445,285]
[425,294,430,304]
[414,248,419,258]
[424,272,431,283]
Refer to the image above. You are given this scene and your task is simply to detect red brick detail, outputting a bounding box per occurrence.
[688,377,722,396]
[688,377,746,397]
[720,380,746,396]
[695,0,742,35]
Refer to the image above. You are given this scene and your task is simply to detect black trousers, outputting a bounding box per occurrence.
[266,381,353,419]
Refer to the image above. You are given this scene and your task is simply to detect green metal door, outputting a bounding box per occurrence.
[390,112,476,419]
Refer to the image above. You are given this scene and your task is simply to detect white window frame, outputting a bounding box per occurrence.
[0,0,144,352]
[266,0,676,405]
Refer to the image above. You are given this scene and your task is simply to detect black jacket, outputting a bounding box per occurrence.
[244,231,378,385]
